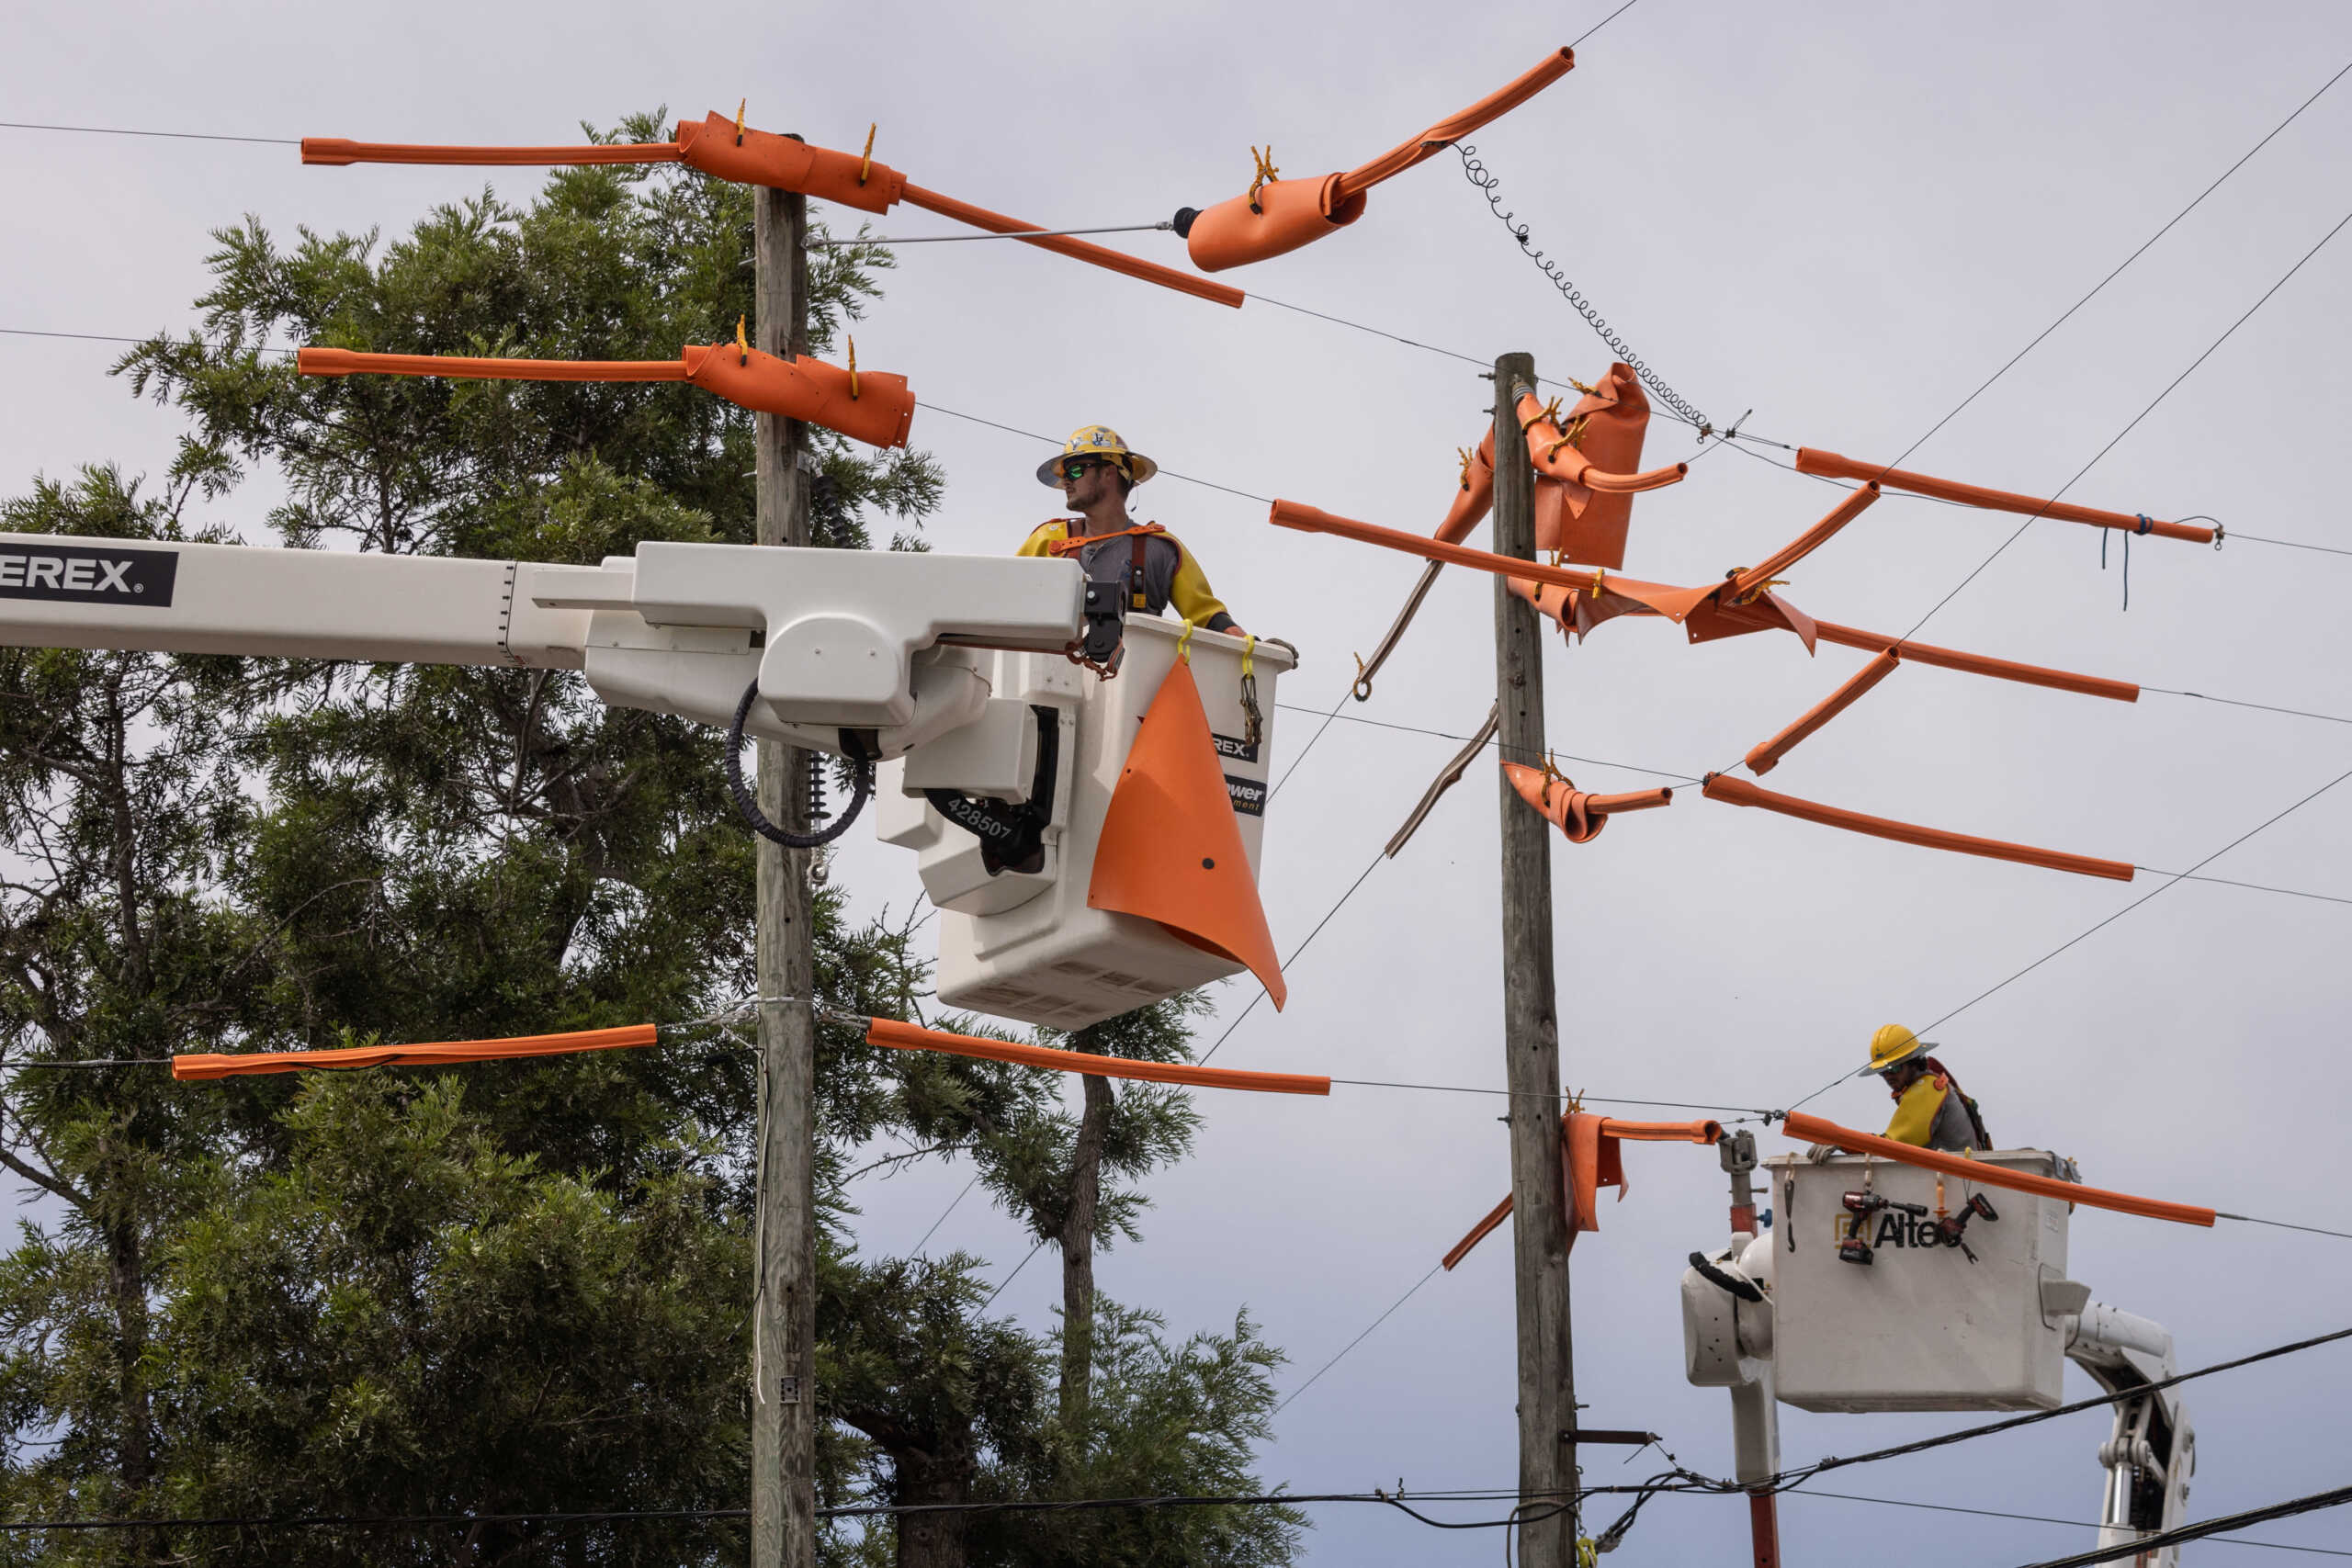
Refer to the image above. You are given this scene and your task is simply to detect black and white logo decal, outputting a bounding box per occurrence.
[1225,773,1267,818]
[0,545,178,607]
[1211,731,1260,765]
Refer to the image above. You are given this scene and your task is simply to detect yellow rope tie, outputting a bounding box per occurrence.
[1456,446,1475,491]
[1589,567,1608,600]
[1565,376,1599,396]
[1238,632,1256,682]
[1175,617,1196,664]
[735,314,750,366]
[858,123,876,185]
[845,335,859,399]
[1248,145,1279,212]
[735,98,748,146]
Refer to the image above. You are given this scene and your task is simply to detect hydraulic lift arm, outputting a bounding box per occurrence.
[0,531,1086,760]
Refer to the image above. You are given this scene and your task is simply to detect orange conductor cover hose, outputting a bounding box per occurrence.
[1781,1112,2215,1228]
[864,1017,1329,1096]
[1513,386,1687,495]
[1269,500,1625,595]
[298,344,915,449]
[1743,651,1902,775]
[1727,484,1881,598]
[1702,773,2134,881]
[1502,761,1671,844]
[1334,48,1577,200]
[1793,449,2215,545]
[1807,620,2139,704]
[899,183,1244,308]
[175,1024,659,1081]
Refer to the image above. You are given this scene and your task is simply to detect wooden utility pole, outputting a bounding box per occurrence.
[751,180,819,1568]
[1490,350,1578,1564]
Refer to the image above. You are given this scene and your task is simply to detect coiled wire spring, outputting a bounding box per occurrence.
[1456,142,1713,437]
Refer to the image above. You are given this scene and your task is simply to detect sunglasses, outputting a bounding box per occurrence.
[1058,457,1114,482]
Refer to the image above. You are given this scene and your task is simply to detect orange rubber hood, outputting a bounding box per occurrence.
[673,112,905,212]
[1087,659,1285,1009]
[1443,1111,1721,1269]
[1515,369,1683,569]
[1501,762,1672,843]
[1182,47,1574,272]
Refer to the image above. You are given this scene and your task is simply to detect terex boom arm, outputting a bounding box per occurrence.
[0,532,1085,760]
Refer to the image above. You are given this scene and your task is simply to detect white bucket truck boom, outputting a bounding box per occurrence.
[0,531,1293,1029]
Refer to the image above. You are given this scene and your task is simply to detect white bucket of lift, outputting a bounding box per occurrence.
[1765,1150,2075,1413]
[874,615,1292,1029]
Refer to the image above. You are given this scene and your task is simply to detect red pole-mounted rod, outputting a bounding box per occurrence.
[1743,651,1902,775]
[1794,449,2215,544]
[1702,773,2134,881]
[863,1017,1329,1096]
[1780,1111,2216,1227]
[898,183,1244,308]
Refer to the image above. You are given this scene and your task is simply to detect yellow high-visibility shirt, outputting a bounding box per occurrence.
[1017,519,1236,632]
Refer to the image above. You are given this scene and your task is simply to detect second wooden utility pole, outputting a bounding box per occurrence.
[750,182,819,1568]
[1491,350,1578,1564]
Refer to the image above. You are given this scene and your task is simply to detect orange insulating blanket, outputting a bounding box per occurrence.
[1435,431,1498,546]
[1702,773,2134,881]
[1744,651,1902,775]
[1502,762,1671,843]
[865,1017,1328,1096]
[1444,1112,1723,1269]
[1183,47,1575,272]
[899,183,1244,309]
[298,344,915,449]
[1515,373,1684,570]
[1793,449,2216,545]
[1087,660,1287,1010]
[304,113,908,215]
[1781,1112,2215,1228]
[175,1024,660,1080]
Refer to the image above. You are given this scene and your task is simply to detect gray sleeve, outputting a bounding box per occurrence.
[1926,1091,1983,1153]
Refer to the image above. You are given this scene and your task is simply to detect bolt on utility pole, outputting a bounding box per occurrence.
[1490,350,1578,1562]
[751,179,819,1568]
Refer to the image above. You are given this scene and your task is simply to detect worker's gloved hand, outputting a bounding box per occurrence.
[1804,1143,1836,1164]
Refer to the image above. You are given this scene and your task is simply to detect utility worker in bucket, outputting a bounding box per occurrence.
[1862,1024,1993,1153]
[1019,426,1243,635]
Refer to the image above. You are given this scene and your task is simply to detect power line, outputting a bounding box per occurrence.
[2146,687,2352,727]
[1782,1487,2352,1559]
[1272,1263,1443,1416]
[1272,701,1705,783]
[2012,1480,2352,1568]
[1198,848,1383,1066]
[0,119,296,145]
[1787,751,2352,1112]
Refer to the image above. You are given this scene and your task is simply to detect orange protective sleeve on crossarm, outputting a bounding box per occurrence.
[1781,1112,2214,1227]
[1271,500,1615,593]
[1335,48,1577,200]
[298,347,687,382]
[1793,449,2214,544]
[1744,651,1902,775]
[864,1017,1329,1096]
[1809,621,2139,703]
[1703,773,2134,881]
[302,138,683,168]
[175,1024,660,1081]
[901,183,1244,308]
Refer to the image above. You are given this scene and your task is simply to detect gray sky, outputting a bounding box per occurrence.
[7,1,2352,1561]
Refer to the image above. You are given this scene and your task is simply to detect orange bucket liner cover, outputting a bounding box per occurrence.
[1086,660,1286,1010]
[864,1017,1327,1096]
[1703,773,2133,882]
[175,1023,660,1081]
[1781,1111,2213,1227]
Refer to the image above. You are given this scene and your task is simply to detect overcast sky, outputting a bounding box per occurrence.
[8,1,2352,1562]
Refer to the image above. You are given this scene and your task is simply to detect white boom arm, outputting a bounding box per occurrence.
[0,532,1085,760]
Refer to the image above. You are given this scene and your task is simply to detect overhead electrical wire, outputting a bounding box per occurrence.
[2010,1481,2352,1568]
[1781,1487,2352,1560]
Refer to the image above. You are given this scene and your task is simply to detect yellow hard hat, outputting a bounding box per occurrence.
[1861,1023,1931,1077]
[1035,424,1159,488]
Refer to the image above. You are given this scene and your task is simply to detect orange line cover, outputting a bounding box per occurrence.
[1808,620,2139,704]
[175,1024,660,1081]
[1793,449,2214,544]
[1703,773,2134,881]
[1781,1111,2214,1228]
[1444,1113,1722,1269]
[298,344,915,449]
[1744,651,1902,775]
[900,183,1244,308]
[1270,499,1631,594]
[865,1017,1328,1096]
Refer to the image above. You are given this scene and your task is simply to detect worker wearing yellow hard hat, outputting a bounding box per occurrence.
[1860,1024,1992,1153]
[1017,426,1241,637]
